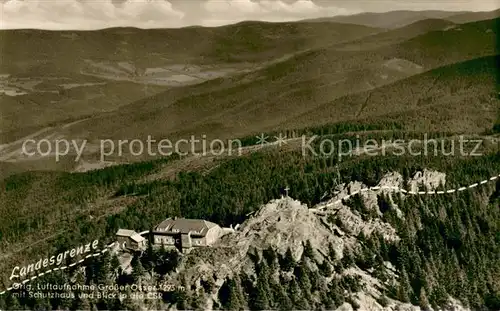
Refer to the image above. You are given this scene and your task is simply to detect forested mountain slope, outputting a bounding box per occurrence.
[1,151,499,310]
[0,20,379,142]
[0,12,499,311]
[282,55,500,133]
[49,19,499,155]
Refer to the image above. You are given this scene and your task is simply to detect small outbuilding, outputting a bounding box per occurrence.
[116,229,146,251]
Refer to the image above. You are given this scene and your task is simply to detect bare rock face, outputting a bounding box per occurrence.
[237,198,343,261]
[378,172,405,190]
[324,169,448,238]
[167,198,345,301]
[322,172,404,242]
[408,169,446,193]
[342,209,399,242]
[157,170,471,311]
[334,294,470,311]
[336,303,355,311]
[437,298,471,311]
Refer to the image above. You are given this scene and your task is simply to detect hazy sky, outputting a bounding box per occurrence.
[1,0,499,29]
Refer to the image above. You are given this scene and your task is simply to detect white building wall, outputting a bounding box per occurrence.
[154,235,176,246]
[205,226,223,245]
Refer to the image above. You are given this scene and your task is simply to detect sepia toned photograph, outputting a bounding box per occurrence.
[0,0,499,310]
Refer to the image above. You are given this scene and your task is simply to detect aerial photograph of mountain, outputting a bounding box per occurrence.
[0,0,499,310]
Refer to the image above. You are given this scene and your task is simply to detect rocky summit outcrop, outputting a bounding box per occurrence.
[172,198,344,286]
[140,170,471,310]
[319,169,447,237]
[235,198,343,261]
[408,169,446,193]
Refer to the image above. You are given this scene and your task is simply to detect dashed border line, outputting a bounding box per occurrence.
[0,243,115,296]
[1,173,499,296]
[316,173,500,210]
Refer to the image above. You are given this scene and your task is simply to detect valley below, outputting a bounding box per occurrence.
[0,7,500,311]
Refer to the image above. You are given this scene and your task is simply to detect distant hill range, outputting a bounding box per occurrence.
[0,21,379,75]
[446,8,500,24]
[282,54,500,134]
[308,9,500,28]
[0,14,498,172]
[57,18,498,143]
[0,10,499,310]
[0,20,379,142]
[333,18,457,51]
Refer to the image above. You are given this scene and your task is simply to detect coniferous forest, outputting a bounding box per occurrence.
[0,123,499,310]
[0,7,499,311]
